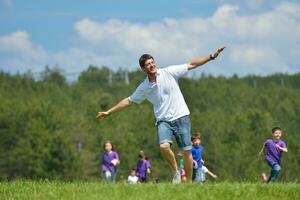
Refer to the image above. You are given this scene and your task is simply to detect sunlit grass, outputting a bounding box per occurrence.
[0,181,299,200]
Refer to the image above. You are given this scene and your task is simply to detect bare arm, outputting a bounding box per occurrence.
[258,144,265,156]
[207,170,218,179]
[96,97,131,119]
[193,160,198,169]
[187,47,226,70]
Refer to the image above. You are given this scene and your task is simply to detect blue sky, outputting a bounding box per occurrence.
[0,0,299,77]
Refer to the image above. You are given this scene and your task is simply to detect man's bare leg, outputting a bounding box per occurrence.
[160,142,178,171]
[183,150,193,183]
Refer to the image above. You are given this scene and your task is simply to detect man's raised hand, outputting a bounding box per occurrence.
[212,46,226,59]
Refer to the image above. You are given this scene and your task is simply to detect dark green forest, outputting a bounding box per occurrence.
[0,66,299,182]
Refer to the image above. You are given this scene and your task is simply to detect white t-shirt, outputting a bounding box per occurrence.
[127,175,139,184]
[128,64,190,122]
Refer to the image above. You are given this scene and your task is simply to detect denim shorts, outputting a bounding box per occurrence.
[156,115,192,151]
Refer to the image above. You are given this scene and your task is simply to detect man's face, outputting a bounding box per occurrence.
[142,58,157,75]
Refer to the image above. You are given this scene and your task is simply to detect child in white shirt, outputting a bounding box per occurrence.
[127,168,139,184]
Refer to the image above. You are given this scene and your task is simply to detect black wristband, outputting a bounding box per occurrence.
[209,54,215,60]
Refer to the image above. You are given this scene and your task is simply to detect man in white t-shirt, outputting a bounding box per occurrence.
[96,47,225,183]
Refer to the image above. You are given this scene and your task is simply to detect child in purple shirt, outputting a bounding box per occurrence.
[259,127,288,183]
[101,141,120,182]
[136,151,151,183]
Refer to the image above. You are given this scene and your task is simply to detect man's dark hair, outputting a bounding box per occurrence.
[139,54,154,68]
[272,127,282,133]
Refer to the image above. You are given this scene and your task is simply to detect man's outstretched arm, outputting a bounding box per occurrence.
[96,97,131,119]
[187,47,226,70]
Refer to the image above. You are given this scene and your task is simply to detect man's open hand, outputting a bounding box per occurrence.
[212,46,226,59]
[96,111,110,119]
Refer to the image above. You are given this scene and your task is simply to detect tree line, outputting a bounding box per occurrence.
[0,66,299,182]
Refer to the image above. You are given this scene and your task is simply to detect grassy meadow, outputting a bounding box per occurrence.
[0,181,299,200]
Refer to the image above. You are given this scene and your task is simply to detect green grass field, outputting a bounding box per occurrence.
[1,181,299,200]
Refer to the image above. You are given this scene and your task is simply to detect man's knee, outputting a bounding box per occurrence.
[160,142,170,151]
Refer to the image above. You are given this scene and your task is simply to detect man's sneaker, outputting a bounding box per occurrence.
[172,170,181,184]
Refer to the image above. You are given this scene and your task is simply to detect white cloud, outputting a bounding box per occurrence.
[0,2,299,77]
[73,2,300,76]
[0,31,48,71]
[229,45,290,75]
[74,18,197,62]
[52,47,110,72]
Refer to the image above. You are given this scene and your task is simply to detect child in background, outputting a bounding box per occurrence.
[259,127,288,183]
[177,151,186,183]
[136,150,151,183]
[127,168,139,184]
[101,140,120,183]
[191,133,204,183]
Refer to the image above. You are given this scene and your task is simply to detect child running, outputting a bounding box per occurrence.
[259,127,288,183]
[101,140,120,183]
[136,150,151,183]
